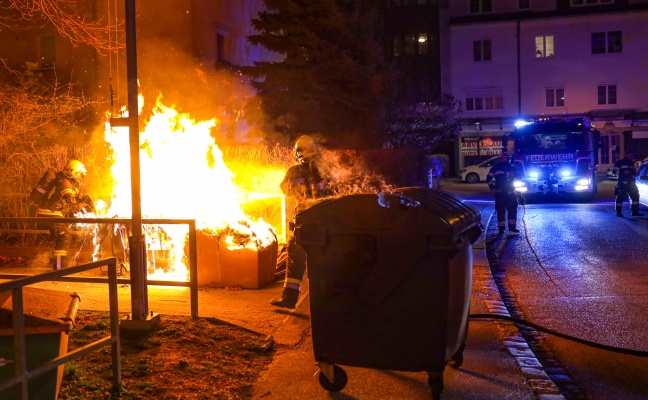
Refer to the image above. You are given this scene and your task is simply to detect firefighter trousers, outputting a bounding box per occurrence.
[283,234,307,291]
[494,191,518,229]
[616,184,640,213]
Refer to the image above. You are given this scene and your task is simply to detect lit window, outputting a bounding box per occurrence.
[473,40,492,61]
[592,31,622,54]
[546,87,565,108]
[535,35,554,57]
[418,34,428,55]
[598,84,617,105]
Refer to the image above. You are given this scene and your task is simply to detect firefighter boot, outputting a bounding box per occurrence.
[616,206,624,217]
[269,287,300,309]
[508,225,520,233]
[631,204,644,217]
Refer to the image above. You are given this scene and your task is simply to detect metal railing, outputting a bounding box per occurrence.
[0,217,199,318]
[0,258,122,400]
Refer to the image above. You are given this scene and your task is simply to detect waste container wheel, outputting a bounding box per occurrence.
[318,365,348,392]
[427,372,444,400]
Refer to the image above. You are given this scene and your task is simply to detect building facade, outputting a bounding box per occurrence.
[442,0,648,173]
[0,0,278,107]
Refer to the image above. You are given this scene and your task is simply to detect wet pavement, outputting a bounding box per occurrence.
[0,201,559,399]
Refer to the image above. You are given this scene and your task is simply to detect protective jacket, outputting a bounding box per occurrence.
[280,155,333,208]
[486,162,519,193]
[37,172,93,217]
[613,158,637,187]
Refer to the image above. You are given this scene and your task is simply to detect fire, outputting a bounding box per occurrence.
[101,95,279,280]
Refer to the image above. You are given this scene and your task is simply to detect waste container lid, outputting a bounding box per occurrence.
[391,187,482,237]
[296,187,482,241]
[0,288,80,335]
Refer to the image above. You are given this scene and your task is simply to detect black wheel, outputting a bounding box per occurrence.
[465,173,480,183]
[318,365,348,392]
[427,374,444,400]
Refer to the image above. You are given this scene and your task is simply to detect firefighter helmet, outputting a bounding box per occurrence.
[63,160,87,180]
[293,135,320,163]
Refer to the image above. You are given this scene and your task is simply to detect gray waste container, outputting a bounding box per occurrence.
[294,187,483,398]
[0,287,80,400]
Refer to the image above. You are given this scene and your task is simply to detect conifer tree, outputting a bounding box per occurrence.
[245,0,394,148]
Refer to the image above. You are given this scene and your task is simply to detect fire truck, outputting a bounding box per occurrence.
[506,117,600,201]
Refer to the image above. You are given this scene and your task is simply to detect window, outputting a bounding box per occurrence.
[473,40,491,61]
[393,36,403,57]
[465,89,503,111]
[393,34,429,56]
[592,31,622,54]
[598,84,617,105]
[519,0,531,9]
[546,87,565,108]
[418,34,428,55]
[40,35,55,69]
[571,0,613,5]
[535,36,554,57]
[470,0,492,13]
[215,29,229,64]
[405,34,417,55]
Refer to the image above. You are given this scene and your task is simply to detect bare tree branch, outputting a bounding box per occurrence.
[1,0,124,54]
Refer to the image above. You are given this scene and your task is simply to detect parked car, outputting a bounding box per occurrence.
[607,166,618,180]
[458,156,499,183]
[636,160,648,202]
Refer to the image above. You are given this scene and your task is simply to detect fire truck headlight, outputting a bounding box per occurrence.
[576,178,589,186]
[514,180,526,189]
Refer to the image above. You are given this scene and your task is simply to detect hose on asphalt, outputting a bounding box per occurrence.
[469,313,648,357]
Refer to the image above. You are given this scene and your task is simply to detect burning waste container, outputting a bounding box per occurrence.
[294,187,483,398]
[0,287,80,400]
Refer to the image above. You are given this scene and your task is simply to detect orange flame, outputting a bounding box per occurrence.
[103,95,278,280]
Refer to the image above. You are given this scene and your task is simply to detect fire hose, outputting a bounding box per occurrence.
[483,197,648,358]
[469,313,648,357]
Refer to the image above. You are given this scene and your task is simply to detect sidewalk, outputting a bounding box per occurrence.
[247,236,554,399]
[0,209,561,399]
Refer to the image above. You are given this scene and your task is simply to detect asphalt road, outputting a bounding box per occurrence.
[446,178,648,400]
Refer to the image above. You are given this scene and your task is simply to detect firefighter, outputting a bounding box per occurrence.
[612,149,644,217]
[35,160,94,270]
[487,152,521,234]
[269,135,334,309]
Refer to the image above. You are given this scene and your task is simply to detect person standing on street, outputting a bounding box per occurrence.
[487,152,521,234]
[270,135,335,309]
[33,160,94,270]
[612,149,644,217]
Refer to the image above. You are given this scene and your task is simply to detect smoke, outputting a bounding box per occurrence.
[323,149,392,197]
[111,37,275,147]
